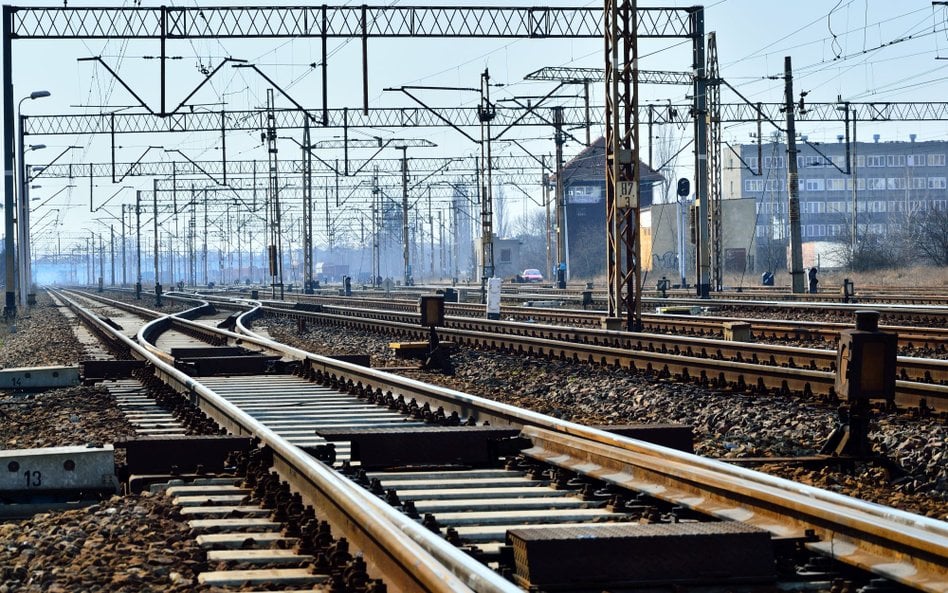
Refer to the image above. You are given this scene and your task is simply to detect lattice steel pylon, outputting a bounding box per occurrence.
[604,0,642,331]
[707,32,723,291]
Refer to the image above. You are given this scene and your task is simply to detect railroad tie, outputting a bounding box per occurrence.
[164,480,330,589]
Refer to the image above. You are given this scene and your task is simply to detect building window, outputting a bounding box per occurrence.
[886,155,906,167]
[865,155,885,167]
[887,177,906,190]
[907,154,925,167]
[928,154,946,167]
[844,178,866,191]
[933,200,947,211]
[910,177,927,190]
[866,178,885,190]
[804,178,824,191]
[746,156,759,170]
[500,248,512,263]
[826,178,846,191]
[928,177,947,189]
[745,179,764,192]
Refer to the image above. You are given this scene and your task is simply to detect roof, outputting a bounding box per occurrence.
[558,136,664,184]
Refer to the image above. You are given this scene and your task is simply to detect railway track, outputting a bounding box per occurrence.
[46,288,947,592]
[323,301,948,385]
[302,282,948,311]
[216,290,948,353]
[506,285,948,307]
[179,292,948,413]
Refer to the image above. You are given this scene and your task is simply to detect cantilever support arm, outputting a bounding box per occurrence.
[78,57,156,115]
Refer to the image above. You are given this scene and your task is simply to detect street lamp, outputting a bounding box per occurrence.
[12,89,51,310]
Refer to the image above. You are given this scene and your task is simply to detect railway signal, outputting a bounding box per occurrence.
[823,310,898,459]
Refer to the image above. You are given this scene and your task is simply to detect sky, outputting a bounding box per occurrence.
[3,0,948,257]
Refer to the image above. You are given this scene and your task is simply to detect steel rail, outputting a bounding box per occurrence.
[520,426,948,593]
[228,300,948,593]
[309,302,947,385]
[262,292,947,350]
[526,291,948,317]
[53,289,519,593]
[246,301,947,409]
[181,293,946,385]
[64,289,948,591]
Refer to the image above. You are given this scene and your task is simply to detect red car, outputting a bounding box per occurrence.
[521,268,544,282]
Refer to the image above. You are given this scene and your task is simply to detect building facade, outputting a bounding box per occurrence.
[560,137,664,280]
[726,137,948,271]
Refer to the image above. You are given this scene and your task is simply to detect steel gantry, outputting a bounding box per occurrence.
[604,1,703,329]
[5,3,699,317]
[706,32,723,292]
[604,0,640,329]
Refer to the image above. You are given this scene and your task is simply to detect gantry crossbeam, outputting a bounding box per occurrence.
[25,101,948,137]
[9,5,694,39]
[22,106,592,135]
[36,155,551,180]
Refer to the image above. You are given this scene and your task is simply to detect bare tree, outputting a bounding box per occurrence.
[825,214,900,271]
[510,210,548,270]
[898,205,948,266]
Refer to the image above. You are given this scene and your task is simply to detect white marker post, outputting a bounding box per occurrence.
[486,277,502,320]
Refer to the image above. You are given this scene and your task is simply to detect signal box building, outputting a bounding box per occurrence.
[559,137,664,280]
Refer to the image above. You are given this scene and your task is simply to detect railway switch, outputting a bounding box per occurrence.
[657,277,670,298]
[841,278,855,302]
[823,310,897,458]
[420,295,445,327]
[835,311,897,403]
[418,295,453,373]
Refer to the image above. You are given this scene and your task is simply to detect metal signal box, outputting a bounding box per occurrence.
[420,295,445,327]
[835,311,897,402]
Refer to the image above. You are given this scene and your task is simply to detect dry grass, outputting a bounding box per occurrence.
[725,266,947,289]
[629,265,948,291]
[818,266,948,288]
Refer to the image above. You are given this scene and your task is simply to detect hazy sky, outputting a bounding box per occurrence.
[4,0,948,250]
